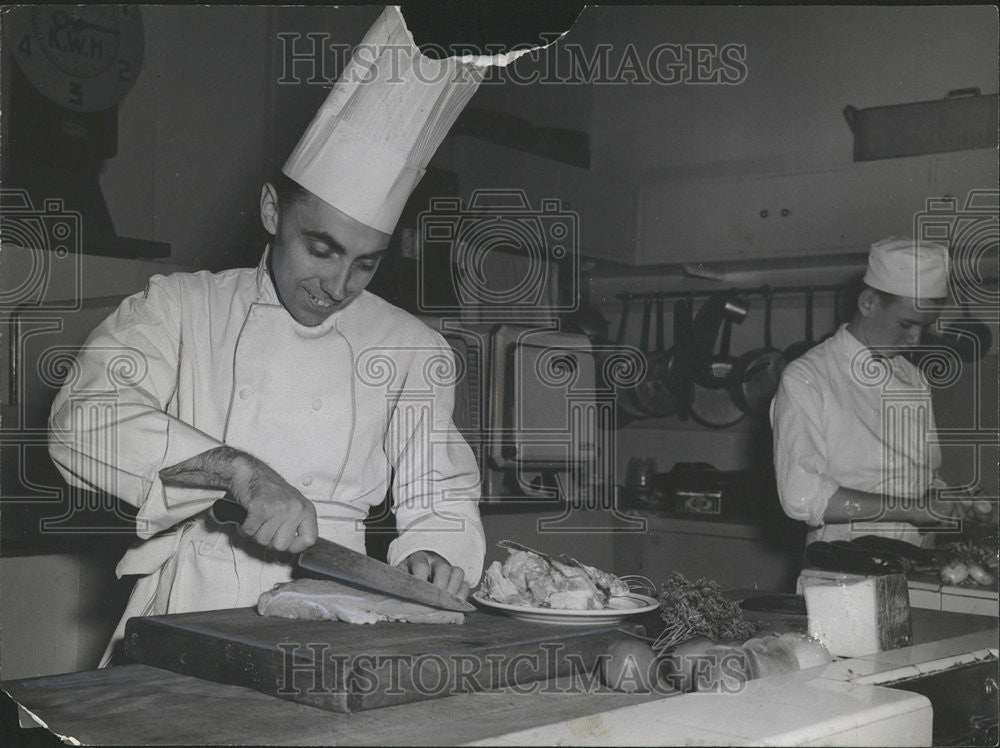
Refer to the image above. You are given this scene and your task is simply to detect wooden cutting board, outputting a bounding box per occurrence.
[124,608,630,713]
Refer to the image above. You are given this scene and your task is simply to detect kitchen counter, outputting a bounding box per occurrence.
[4,608,996,746]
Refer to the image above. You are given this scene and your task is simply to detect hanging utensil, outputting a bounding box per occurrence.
[729,286,787,419]
[783,287,816,361]
[615,296,650,424]
[689,316,746,429]
[633,294,677,417]
[692,292,748,389]
[669,296,696,421]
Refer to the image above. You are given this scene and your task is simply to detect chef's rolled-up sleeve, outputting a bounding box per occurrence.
[383,333,485,586]
[48,275,226,538]
[770,367,840,527]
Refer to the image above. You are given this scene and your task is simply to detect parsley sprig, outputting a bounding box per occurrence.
[653,572,756,652]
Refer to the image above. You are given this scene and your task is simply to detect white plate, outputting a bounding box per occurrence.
[472,592,660,626]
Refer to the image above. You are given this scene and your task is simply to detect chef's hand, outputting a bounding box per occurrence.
[227,456,318,554]
[398,551,471,599]
[160,446,318,553]
[909,488,963,529]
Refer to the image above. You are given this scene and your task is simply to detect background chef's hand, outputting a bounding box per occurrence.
[229,457,318,554]
[910,488,963,528]
[397,550,470,599]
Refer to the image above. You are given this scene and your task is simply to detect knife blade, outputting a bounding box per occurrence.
[210,498,475,613]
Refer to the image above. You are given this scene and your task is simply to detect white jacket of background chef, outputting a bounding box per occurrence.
[48,249,485,664]
[770,324,944,547]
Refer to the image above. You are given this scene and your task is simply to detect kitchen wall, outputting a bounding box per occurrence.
[589,5,999,179]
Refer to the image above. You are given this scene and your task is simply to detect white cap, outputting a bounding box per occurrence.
[863,235,950,299]
[283,6,518,234]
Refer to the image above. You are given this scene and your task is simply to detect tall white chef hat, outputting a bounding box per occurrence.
[863,235,950,299]
[283,6,523,234]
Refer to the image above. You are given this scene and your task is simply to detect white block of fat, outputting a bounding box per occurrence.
[803,573,912,658]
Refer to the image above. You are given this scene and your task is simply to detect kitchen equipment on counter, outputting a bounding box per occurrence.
[844,88,999,161]
[210,499,474,613]
[783,287,816,362]
[614,297,653,425]
[729,286,787,419]
[123,607,630,713]
[651,462,777,520]
[632,295,678,417]
[487,324,597,472]
[625,456,659,506]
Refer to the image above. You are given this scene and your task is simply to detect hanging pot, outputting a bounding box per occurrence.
[729,286,787,419]
[691,292,748,389]
[689,316,746,429]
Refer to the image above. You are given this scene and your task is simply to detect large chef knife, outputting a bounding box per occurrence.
[210,498,475,613]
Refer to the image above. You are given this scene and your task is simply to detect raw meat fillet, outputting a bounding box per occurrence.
[257,578,465,624]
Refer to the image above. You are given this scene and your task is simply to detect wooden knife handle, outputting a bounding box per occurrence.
[211,497,247,526]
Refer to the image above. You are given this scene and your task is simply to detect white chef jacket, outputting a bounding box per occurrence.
[48,248,485,663]
[770,324,944,546]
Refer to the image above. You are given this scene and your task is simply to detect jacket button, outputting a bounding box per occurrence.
[312,398,323,411]
[301,475,313,487]
[239,387,253,400]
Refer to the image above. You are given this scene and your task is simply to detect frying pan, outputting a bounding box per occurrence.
[783,287,816,361]
[691,292,748,389]
[689,315,746,429]
[633,295,678,417]
[729,286,787,419]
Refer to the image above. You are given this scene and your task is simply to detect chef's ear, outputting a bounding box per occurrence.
[260,183,279,236]
[857,287,879,318]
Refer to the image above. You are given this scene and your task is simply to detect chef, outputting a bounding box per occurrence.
[771,236,969,547]
[48,7,500,665]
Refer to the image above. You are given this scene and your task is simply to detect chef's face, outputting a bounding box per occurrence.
[854,289,943,355]
[261,183,390,326]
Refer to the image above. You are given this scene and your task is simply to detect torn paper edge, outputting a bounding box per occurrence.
[2,688,82,746]
[393,4,583,68]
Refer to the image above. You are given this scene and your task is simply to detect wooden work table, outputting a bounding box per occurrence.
[3,608,997,746]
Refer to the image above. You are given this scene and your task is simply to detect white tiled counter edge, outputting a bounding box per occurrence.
[468,628,998,747]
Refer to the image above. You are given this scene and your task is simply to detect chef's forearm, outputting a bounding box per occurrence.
[158,445,258,499]
[822,486,946,526]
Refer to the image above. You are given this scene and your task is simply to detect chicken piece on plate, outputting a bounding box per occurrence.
[481,561,528,605]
